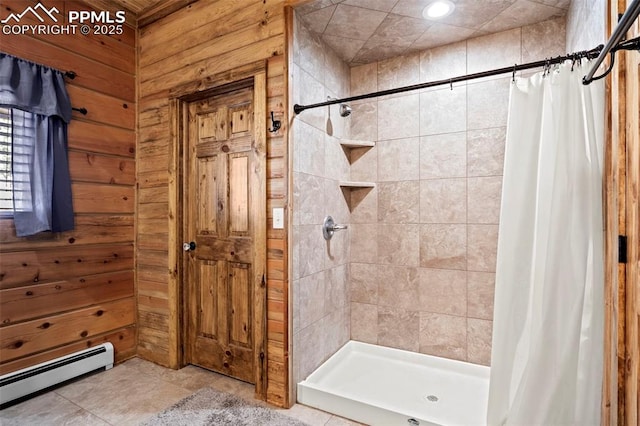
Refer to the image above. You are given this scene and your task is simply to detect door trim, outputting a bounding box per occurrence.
[168,61,268,399]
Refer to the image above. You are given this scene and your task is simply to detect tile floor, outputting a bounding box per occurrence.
[0,357,360,426]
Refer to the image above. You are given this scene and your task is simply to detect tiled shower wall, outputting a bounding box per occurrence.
[291,13,351,387]
[567,0,605,51]
[348,18,566,366]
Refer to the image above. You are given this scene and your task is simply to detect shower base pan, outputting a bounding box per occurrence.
[297,341,489,426]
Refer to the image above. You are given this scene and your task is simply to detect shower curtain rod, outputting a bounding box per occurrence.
[293,36,640,115]
[584,0,640,84]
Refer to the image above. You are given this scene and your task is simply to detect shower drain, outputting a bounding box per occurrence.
[424,394,439,402]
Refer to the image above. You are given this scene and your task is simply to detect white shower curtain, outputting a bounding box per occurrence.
[487,61,605,425]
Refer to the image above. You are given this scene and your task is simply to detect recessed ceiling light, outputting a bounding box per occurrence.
[423,0,455,19]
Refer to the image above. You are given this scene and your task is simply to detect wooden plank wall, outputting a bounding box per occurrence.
[137,0,290,406]
[624,0,639,421]
[0,1,137,374]
[603,2,622,423]
[605,1,640,423]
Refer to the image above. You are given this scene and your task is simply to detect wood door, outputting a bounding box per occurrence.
[184,81,265,384]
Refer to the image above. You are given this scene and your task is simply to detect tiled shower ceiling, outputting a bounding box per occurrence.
[295,0,571,65]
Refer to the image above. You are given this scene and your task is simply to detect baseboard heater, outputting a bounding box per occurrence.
[0,342,114,406]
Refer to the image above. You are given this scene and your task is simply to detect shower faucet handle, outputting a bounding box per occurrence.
[323,216,348,240]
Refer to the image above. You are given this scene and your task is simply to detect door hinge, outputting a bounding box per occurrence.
[619,235,627,263]
[261,273,266,288]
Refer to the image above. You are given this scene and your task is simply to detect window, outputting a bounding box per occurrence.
[0,107,35,216]
[1,54,75,236]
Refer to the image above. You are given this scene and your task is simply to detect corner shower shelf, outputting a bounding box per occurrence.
[339,181,376,189]
[339,139,375,164]
[339,181,376,212]
[339,139,375,149]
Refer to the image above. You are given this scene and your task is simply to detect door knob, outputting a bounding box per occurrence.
[183,241,196,251]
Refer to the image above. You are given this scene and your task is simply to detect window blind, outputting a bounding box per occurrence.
[0,108,35,214]
[0,108,12,213]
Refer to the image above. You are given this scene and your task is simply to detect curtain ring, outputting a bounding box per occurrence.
[544,58,550,77]
[449,78,453,90]
[512,64,517,83]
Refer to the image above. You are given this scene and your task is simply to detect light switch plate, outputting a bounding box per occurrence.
[273,207,284,229]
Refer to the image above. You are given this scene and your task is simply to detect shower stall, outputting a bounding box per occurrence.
[290,1,609,423]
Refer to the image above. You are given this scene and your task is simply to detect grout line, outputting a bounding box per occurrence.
[53,389,113,425]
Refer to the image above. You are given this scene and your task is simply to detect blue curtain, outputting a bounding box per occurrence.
[0,52,74,236]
